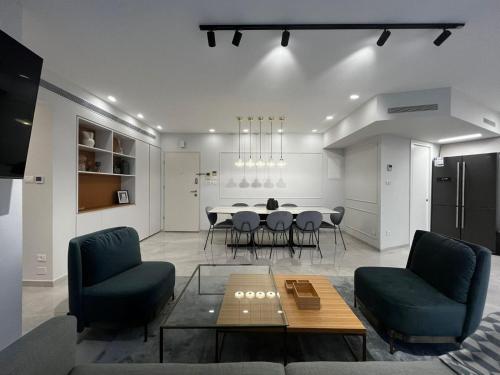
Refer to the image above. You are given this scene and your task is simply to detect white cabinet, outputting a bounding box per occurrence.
[149,145,162,235]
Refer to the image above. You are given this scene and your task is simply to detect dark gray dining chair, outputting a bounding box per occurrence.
[204,207,233,250]
[232,211,261,259]
[265,211,294,258]
[320,206,347,251]
[294,211,323,258]
[281,203,297,207]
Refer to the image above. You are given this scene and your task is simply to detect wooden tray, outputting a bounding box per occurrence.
[284,279,310,293]
[292,282,320,310]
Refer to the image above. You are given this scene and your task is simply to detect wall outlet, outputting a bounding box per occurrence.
[36,266,47,275]
[36,253,47,262]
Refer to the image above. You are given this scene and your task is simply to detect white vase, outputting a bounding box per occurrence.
[81,131,95,148]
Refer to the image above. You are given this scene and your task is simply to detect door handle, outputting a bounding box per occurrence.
[189,190,198,193]
[461,162,466,229]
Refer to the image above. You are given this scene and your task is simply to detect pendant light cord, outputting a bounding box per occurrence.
[280,118,283,159]
[238,117,241,159]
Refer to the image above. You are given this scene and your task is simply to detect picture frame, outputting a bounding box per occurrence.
[117,190,129,204]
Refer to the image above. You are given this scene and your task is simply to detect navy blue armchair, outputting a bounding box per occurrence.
[68,227,175,341]
[354,230,491,353]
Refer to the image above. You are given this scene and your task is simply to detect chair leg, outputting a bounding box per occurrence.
[333,227,337,245]
[338,227,347,251]
[314,230,323,258]
[299,231,304,259]
[269,232,275,259]
[204,226,212,250]
[389,332,396,354]
[224,229,228,245]
[252,232,258,260]
[210,226,215,245]
[233,232,239,259]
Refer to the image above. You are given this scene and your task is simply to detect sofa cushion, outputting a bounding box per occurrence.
[285,360,453,375]
[70,362,285,375]
[83,261,175,323]
[80,227,142,286]
[408,232,476,303]
[355,267,466,336]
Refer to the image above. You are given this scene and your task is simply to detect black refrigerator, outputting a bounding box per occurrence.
[431,152,497,252]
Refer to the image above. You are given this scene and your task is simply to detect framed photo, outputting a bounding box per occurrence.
[117,190,129,204]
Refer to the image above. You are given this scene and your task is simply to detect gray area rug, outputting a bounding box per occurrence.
[77,276,458,364]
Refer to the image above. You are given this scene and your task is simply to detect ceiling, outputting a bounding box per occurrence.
[19,0,500,133]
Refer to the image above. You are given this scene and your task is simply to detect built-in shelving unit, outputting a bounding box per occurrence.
[77,117,136,213]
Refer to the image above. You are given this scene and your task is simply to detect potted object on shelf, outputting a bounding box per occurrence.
[78,155,88,171]
[266,198,279,210]
[113,136,124,154]
[95,161,102,173]
[121,159,130,175]
[80,130,95,148]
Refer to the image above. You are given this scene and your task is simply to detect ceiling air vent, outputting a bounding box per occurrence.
[483,117,496,127]
[387,104,438,114]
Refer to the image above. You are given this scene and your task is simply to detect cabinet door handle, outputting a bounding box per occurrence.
[456,162,460,228]
[461,162,466,229]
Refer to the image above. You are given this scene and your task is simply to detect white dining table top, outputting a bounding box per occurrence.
[209,206,338,215]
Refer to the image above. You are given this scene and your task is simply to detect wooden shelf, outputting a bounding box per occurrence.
[113,151,135,159]
[78,171,135,177]
[78,203,135,214]
[78,144,112,154]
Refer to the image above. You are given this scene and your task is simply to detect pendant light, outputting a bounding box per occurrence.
[234,116,244,167]
[256,116,265,167]
[267,116,275,167]
[277,116,286,167]
[245,116,255,167]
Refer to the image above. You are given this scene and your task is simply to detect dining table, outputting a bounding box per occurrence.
[208,206,339,250]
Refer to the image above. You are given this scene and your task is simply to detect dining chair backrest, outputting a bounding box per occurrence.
[205,206,217,226]
[232,211,260,233]
[281,203,297,207]
[331,206,345,226]
[296,211,322,231]
[254,204,266,207]
[266,211,293,232]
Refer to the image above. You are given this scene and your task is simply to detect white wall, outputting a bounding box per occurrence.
[379,135,410,250]
[24,74,161,283]
[0,0,23,350]
[161,133,344,230]
[343,139,379,248]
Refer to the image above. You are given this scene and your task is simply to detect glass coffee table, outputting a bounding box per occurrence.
[159,264,287,363]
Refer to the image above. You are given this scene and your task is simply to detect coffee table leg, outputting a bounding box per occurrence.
[159,328,164,363]
[215,329,219,362]
[283,328,288,365]
[362,334,367,361]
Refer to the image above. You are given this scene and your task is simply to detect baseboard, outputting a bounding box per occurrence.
[23,274,67,287]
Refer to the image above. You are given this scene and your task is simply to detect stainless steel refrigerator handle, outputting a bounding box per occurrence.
[461,162,466,229]
[456,162,460,228]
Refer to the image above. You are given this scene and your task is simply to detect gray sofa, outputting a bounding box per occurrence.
[0,316,456,375]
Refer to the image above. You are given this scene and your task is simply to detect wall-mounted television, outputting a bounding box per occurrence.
[0,29,43,179]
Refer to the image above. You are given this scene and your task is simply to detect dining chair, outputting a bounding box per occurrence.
[232,211,261,259]
[265,211,294,258]
[320,206,347,251]
[204,206,233,250]
[281,203,297,207]
[294,211,323,258]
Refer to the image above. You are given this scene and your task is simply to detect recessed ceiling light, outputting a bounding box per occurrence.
[156,125,163,130]
[107,95,117,102]
[312,129,318,133]
[243,128,249,133]
[350,94,360,100]
[325,115,334,121]
[137,113,144,119]
[438,133,482,144]
[277,129,283,133]
[209,129,215,133]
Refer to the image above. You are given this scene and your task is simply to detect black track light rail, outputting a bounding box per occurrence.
[199,23,465,31]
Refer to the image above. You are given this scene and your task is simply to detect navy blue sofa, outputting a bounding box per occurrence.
[354,230,491,353]
[68,227,175,340]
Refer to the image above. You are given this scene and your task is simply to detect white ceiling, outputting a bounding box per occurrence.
[19,0,500,133]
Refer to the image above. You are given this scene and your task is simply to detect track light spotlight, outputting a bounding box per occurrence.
[434,29,451,46]
[281,30,290,47]
[207,30,216,47]
[377,29,391,46]
[232,30,242,46]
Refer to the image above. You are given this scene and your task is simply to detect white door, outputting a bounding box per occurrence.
[149,145,162,235]
[164,152,200,231]
[410,142,432,240]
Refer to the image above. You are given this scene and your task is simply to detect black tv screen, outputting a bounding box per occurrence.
[0,30,43,178]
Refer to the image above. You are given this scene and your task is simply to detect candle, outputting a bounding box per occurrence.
[256,291,265,299]
[266,291,276,299]
[234,291,244,299]
[245,291,255,299]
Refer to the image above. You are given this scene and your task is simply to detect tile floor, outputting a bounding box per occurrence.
[22,230,500,334]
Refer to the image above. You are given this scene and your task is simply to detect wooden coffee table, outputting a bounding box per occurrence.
[274,274,367,361]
